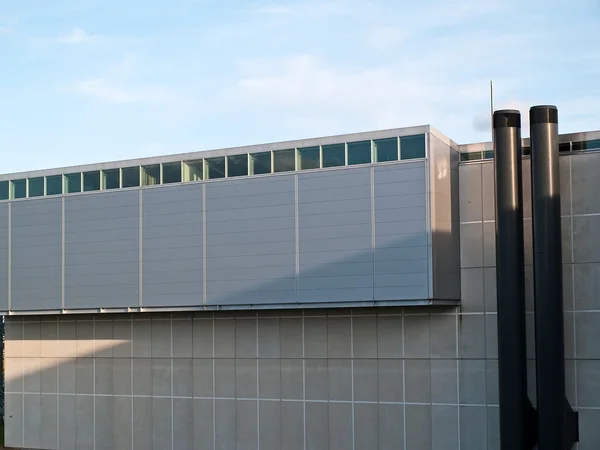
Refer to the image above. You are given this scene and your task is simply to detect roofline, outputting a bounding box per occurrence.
[0,125,432,181]
[458,129,600,153]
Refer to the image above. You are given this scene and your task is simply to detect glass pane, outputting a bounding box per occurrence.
[273,149,295,172]
[46,175,63,195]
[28,177,44,197]
[400,135,426,159]
[586,139,600,150]
[227,155,248,177]
[347,141,371,165]
[65,173,82,193]
[206,157,225,179]
[0,181,8,200]
[103,169,120,190]
[162,162,182,184]
[250,152,271,175]
[374,138,398,162]
[575,139,600,151]
[298,146,320,170]
[83,171,100,191]
[322,144,345,167]
[183,160,203,181]
[122,167,140,188]
[483,150,494,159]
[142,165,160,186]
[460,152,482,161]
[11,179,26,199]
[559,142,571,152]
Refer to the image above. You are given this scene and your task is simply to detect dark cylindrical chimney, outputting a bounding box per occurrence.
[530,105,568,449]
[493,109,531,450]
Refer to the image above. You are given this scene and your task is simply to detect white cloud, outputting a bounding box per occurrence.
[40,27,97,45]
[71,78,182,104]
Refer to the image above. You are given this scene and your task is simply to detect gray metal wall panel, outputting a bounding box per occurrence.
[11,199,62,310]
[0,204,8,310]
[142,184,203,307]
[205,177,296,305]
[65,191,139,308]
[298,168,373,303]
[374,163,429,301]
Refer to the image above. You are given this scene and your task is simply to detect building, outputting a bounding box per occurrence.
[1,124,599,449]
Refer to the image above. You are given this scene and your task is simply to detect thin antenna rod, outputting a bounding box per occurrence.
[490,80,495,135]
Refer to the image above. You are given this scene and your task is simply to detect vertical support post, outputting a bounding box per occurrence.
[529,105,578,449]
[493,109,536,450]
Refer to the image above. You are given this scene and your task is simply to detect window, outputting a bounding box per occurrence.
[206,157,225,179]
[298,146,320,170]
[122,167,140,188]
[0,181,8,200]
[162,162,182,184]
[572,139,600,151]
[273,149,295,172]
[374,138,398,162]
[227,155,248,177]
[46,175,63,195]
[585,139,600,150]
[183,160,203,181]
[460,152,482,161]
[559,142,571,152]
[483,150,494,159]
[400,135,426,159]
[28,177,44,197]
[322,144,345,167]
[83,171,100,191]
[347,141,371,165]
[249,152,271,175]
[65,173,82,193]
[11,179,26,199]
[522,146,531,156]
[102,169,120,190]
[142,165,160,186]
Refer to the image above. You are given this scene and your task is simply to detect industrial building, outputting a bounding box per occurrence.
[1,116,599,449]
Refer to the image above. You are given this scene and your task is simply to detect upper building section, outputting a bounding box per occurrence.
[0,126,431,201]
[0,126,460,315]
[458,130,600,162]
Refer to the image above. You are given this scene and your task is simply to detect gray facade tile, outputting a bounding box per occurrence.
[329,403,353,450]
[406,404,432,450]
[405,359,431,403]
[430,314,457,358]
[459,359,487,405]
[193,399,214,450]
[404,313,430,358]
[460,406,487,450]
[259,401,282,450]
[378,359,403,402]
[306,402,329,450]
[354,403,379,450]
[432,405,459,450]
[377,314,403,358]
[431,359,458,404]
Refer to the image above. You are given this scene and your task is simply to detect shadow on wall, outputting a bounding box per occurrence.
[206,229,460,307]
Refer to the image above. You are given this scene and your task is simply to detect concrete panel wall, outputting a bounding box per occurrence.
[3,307,495,450]
[457,153,600,450]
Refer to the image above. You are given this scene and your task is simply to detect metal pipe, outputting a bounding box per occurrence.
[493,109,532,450]
[530,105,577,449]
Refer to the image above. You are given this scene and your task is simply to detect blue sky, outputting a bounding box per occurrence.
[1,0,599,173]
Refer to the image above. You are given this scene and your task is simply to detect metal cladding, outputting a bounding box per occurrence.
[493,109,534,450]
[529,105,578,449]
